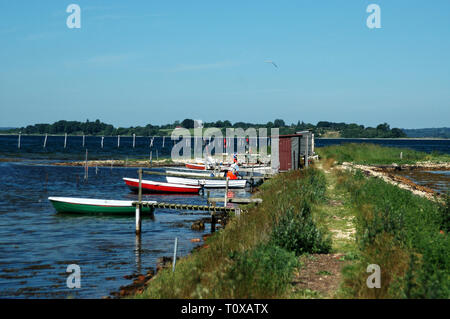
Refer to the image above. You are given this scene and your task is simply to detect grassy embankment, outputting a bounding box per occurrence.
[317,143,450,165]
[133,143,448,299]
[135,168,332,298]
[317,143,449,298]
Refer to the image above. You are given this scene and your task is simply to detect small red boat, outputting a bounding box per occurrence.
[185,163,206,170]
[123,178,202,194]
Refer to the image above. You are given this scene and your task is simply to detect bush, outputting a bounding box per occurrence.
[271,203,332,255]
[225,243,298,298]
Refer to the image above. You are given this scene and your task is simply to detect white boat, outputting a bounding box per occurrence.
[165,169,225,178]
[165,176,247,189]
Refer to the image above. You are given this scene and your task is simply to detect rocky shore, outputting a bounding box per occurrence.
[340,162,448,200]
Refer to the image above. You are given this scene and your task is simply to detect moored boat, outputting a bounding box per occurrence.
[123,178,202,194]
[48,197,156,215]
[165,176,247,189]
[185,163,206,170]
[166,169,225,178]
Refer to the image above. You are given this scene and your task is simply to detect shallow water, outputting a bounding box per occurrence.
[396,170,450,194]
[0,162,249,298]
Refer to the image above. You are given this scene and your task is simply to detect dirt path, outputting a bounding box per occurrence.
[291,253,347,298]
[290,162,356,298]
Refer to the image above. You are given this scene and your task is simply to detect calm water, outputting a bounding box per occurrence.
[0,135,448,298]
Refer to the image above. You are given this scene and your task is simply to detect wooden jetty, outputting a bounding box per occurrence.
[207,197,262,204]
[133,169,246,235]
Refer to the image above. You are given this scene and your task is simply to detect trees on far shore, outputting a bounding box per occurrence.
[5,119,407,138]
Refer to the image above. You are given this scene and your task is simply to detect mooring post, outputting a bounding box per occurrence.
[82,134,85,148]
[211,212,216,233]
[162,136,165,148]
[117,135,120,148]
[43,133,47,148]
[64,133,67,149]
[84,149,88,180]
[136,168,143,235]
[101,136,104,149]
[18,132,21,149]
[224,177,229,207]
[172,237,178,272]
[133,133,136,148]
[150,151,153,167]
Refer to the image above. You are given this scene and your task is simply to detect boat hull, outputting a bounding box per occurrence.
[166,169,224,178]
[123,178,202,194]
[166,176,247,188]
[185,163,206,170]
[48,197,154,215]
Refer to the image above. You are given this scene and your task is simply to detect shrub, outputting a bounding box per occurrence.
[271,203,332,255]
[225,243,299,298]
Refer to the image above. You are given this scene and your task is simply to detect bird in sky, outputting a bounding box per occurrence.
[265,60,278,68]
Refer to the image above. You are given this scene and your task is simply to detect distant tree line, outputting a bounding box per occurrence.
[402,127,450,139]
[4,119,407,138]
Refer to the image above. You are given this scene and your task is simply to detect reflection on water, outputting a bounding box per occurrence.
[396,170,450,194]
[0,162,250,298]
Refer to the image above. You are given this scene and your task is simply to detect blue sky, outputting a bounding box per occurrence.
[0,1,449,129]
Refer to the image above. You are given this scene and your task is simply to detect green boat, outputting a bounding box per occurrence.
[48,197,156,215]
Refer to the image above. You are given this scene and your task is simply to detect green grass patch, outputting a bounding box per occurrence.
[316,143,450,165]
[336,169,449,298]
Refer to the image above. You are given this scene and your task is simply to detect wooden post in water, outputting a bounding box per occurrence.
[162,136,165,148]
[101,136,104,149]
[64,133,67,149]
[172,237,178,272]
[224,177,229,207]
[82,135,85,148]
[136,168,143,235]
[149,151,153,167]
[84,149,88,180]
[156,149,159,161]
[18,132,21,149]
[43,134,48,148]
[117,135,120,148]
[211,212,216,233]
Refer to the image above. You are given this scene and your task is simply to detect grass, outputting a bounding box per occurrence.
[134,168,331,299]
[335,169,449,298]
[316,143,450,165]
